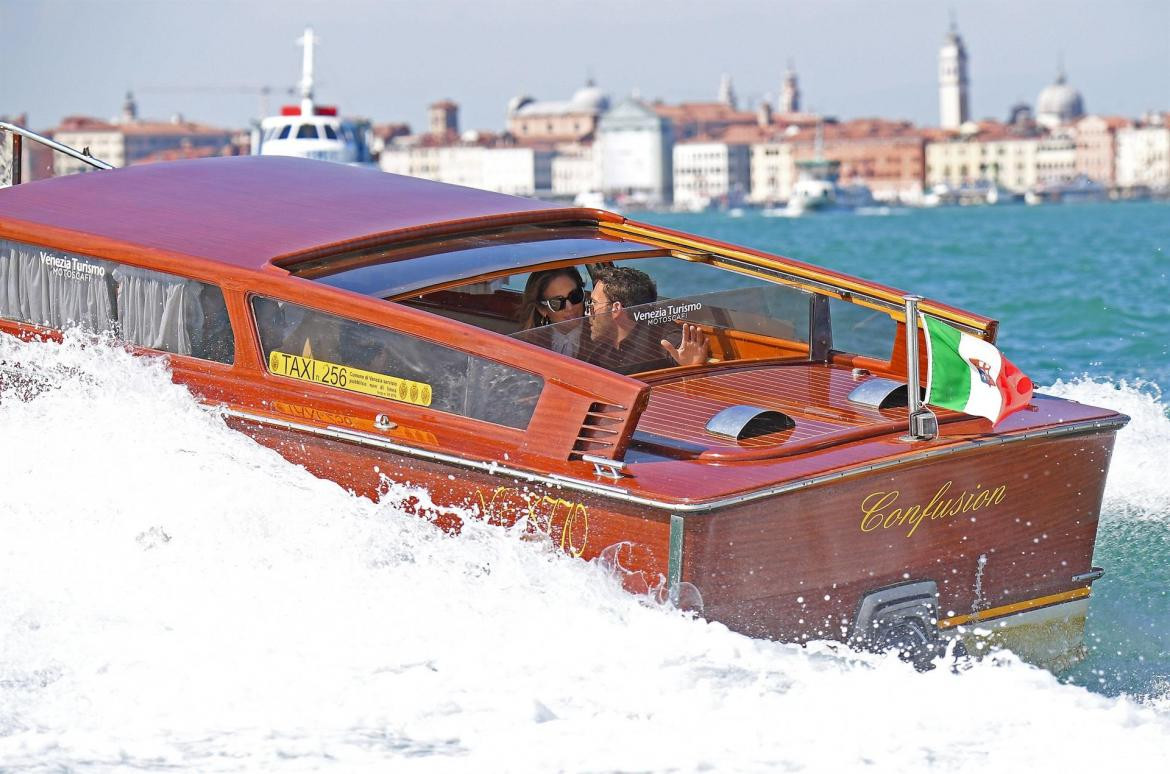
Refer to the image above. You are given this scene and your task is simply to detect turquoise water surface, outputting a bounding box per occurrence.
[641,202,1170,700]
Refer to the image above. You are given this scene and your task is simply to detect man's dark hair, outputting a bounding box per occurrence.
[596,266,657,308]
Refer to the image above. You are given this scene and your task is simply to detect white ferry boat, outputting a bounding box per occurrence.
[251,28,375,166]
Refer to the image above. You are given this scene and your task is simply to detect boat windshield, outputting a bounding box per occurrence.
[511,275,815,376]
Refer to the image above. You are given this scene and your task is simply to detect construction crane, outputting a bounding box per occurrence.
[134,84,297,120]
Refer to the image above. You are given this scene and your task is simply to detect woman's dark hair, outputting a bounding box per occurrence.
[519,267,585,329]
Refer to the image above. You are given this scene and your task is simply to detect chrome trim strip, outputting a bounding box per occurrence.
[220,406,1128,514]
[667,513,685,604]
[0,121,115,171]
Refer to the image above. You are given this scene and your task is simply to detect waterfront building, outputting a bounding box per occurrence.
[938,22,971,130]
[672,139,750,210]
[749,137,797,204]
[1116,117,1170,191]
[1035,130,1078,186]
[551,141,602,197]
[370,122,412,157]
[381,139,554,196]
[1036,69,1086,130]
[1075,115,1130,186]
[506,82,609,143]
[925,123,1039,193]
[597,98,673,206]
[0,112,44,183]
[790,119,928,202]
[51,111,234,176]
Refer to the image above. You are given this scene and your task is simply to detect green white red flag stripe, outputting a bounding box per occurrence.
[921,315,1033,425]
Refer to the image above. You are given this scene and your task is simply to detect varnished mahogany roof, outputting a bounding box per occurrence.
[0,156,591,271]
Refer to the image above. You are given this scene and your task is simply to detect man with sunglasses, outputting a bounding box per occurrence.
[585,266,709,375]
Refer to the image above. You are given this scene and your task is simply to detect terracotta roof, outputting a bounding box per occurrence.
[1076,115,1133,130]
[120,121,232,136]
[131,145,231,164]
[718,124,785,144]
[653,102,757,124]
[55,116,118,132]
[52,116,231,136]
[0,156,568,270]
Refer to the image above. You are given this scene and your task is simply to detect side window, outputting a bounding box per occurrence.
[251,296,542,430]
[0,238,234,364]
[827,297,896,361]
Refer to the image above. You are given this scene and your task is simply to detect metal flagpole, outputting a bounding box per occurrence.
[903,295,938,441]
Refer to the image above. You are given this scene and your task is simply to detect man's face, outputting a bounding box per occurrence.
[589,281,616,341]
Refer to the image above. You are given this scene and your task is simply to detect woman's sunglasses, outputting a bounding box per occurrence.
[540,286,585,312]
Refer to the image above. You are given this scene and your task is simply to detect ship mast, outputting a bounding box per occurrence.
[297,27,318,116]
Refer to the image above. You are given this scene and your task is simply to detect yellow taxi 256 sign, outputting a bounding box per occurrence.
[268,351,433,407]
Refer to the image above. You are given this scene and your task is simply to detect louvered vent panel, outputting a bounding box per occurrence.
[570,401,628,458]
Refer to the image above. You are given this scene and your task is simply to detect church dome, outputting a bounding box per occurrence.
[570,84,609,113]
[1036,72,1085,128]
[507,95,534,116]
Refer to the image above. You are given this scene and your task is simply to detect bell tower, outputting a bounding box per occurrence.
[938,20,970,129]
[780,62,800,114]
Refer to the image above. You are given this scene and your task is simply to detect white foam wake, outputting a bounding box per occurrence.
[1044,377,1170,519]
[2,336,1169,771]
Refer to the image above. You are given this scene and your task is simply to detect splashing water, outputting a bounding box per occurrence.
[1045,377,1170,518]
[2,335,1169,771]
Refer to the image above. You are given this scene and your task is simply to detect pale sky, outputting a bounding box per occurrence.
[3,0,1168,133]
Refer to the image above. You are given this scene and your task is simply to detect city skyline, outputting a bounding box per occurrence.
[3,0,1168,132]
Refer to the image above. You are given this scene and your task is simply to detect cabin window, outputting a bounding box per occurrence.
[297,124,319,139]
[0,238,235,364]
[250,296,542,430]
[277,125,292,140]
[323,125,338,140]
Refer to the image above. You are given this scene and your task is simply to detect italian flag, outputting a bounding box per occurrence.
[921,315,1034,425]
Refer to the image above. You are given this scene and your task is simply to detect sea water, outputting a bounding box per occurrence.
[1,202,1168,770]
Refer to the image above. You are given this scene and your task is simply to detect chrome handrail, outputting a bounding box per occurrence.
[1,121,114,185]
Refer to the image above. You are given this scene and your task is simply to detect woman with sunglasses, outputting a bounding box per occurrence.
[518,267,588,356]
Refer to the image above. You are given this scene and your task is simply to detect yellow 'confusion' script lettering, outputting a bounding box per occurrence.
[859,480,1006,538]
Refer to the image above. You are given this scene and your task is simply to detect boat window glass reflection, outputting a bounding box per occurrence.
[323,125,338,140]
[277,125,292,140]
[250,296,543,430]
[296,124,319,139]
[512,281,815,375]
[0,238,235,364]
[825,297,896,361]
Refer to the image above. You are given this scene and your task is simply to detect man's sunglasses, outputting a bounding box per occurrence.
[540,287,585,312]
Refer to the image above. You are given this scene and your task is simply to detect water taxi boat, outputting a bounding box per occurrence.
[0,124,1127,667]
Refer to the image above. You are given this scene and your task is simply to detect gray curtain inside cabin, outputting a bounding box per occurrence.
[112,265,203,356]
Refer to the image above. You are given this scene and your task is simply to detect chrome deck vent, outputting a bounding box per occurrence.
[706,405,794,441]
[848,377,914,409]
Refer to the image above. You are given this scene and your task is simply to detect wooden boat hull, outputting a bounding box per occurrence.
[227,405,1119,667]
